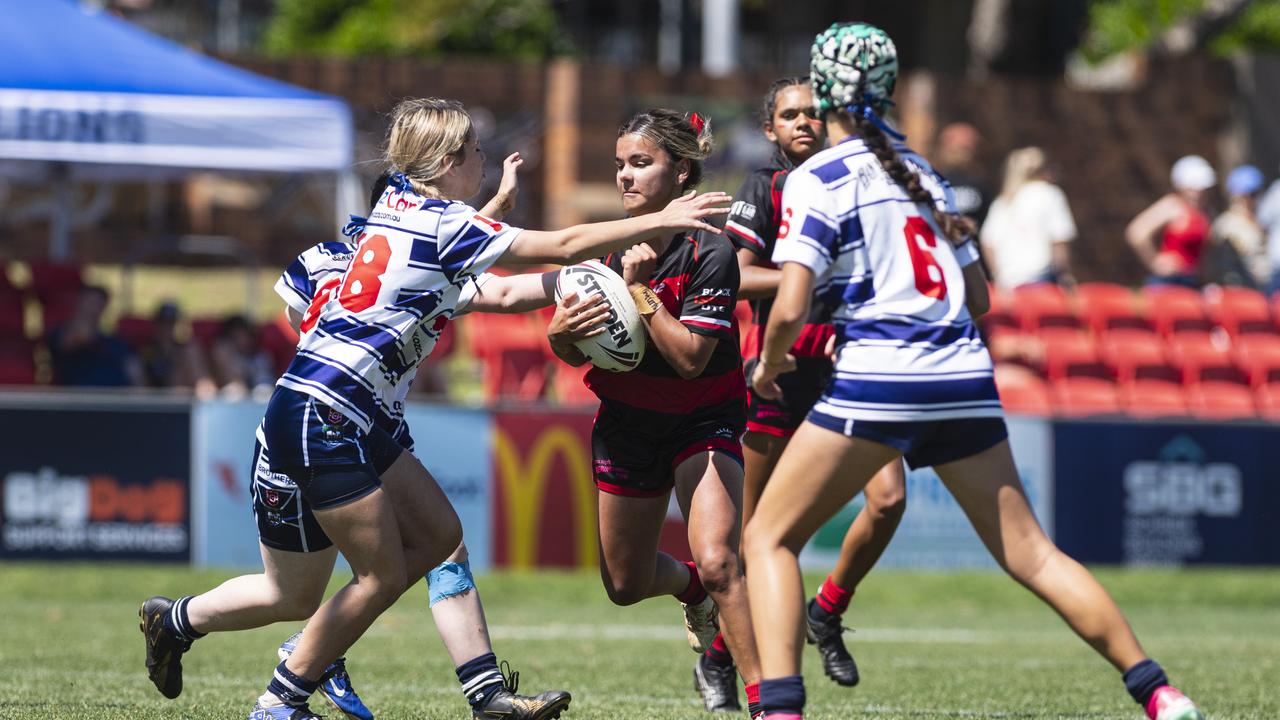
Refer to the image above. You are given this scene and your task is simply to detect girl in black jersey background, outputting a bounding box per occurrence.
[547,109,765,718]
[727,76,907,693]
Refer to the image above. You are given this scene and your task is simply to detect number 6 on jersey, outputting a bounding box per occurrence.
[903,216,947,300]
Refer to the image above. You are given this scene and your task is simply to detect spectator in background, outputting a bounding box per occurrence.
[980,147,1077,289]
[1209,165,1266,288]
[49,285,143,387]
[1126,155,1216,288]
[933,122,993,227]
[1255,165,1280,294]
[209,314,273,397]
[139,301,216,397]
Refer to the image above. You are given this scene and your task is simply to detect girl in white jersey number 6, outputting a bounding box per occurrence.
[246,98,729,720]
[744,23,1204,720]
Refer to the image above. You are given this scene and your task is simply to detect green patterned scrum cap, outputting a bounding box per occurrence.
[809,22,899,114]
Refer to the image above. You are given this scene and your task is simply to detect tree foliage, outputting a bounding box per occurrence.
[1084,0,1280,60]
[262,0,567,59]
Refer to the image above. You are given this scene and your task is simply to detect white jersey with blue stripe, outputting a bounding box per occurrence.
[266,239,493,450]
[277,185,520,433]
[773,137,1000,422]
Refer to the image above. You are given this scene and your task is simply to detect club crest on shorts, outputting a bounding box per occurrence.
[263,489,282,508]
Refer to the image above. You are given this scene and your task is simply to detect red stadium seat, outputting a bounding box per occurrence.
[115,315,155,352]
[484,350,550,401]
[986,326,1030,365]
[1099,328,1170,382]
[1166,332,1240,385]
[1011,283,1078,331]
[1235,334,1280,388]
[1255,383,1280,421]
[1120,379,1189,419]
[1204,285,1272,336]
[1187,381,1257,420]
[0,272,25,338]
[1031,328,1103,381]
[29,262,83,333]
[28,261,83,307]
[470,313,552,401]
[1141,285,1211,336]
[257,317,300,375]
[0,338,36,385]
[190,317,223,350]
[1051,376,1121,417]
[1075,282,1145,334]
[994,364,1051,416]
[552,361,597,406]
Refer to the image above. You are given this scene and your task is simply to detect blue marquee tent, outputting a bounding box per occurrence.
[0,0,353,174]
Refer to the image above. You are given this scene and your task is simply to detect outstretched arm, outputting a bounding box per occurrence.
[498,191,732,266]
[466,271,559,314]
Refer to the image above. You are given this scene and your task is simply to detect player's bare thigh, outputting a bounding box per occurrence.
[378,449,463,583]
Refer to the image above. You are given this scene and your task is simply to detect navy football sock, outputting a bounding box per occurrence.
[1123,659,1169,708]
[759,675,806,717]
[456,652,504,710]
[266,660,319,707]
[162,596,206,641]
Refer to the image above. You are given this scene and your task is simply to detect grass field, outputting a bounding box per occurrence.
[1,564,1276,719]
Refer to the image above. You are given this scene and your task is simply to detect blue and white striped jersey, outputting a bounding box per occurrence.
[277,184,520,433]
[273,241,356,316]
[773,137,1000,422]
[270,239,493,448]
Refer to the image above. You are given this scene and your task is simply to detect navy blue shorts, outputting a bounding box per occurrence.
[806,412,1009,470]
[252,417,407,552]
[261,387,404,510]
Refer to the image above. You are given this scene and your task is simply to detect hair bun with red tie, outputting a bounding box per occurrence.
[688,112,706,134]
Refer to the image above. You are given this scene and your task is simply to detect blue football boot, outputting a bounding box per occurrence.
[278,631,375,720]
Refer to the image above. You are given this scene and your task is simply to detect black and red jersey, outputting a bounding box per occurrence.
[726,149,833,358]
[585,232,744,414]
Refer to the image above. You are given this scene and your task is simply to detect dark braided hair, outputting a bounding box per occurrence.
[618,108,713,190]
[761,76,809,123]
[851,113,973,245]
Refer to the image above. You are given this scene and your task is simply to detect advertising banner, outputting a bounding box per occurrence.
[1053,421,1280,565]
[192,400,493,572]
[491,407,692,569]
[0,399,191,562]
[802,417,1055,570]
[190,400,266,569]
[404,404,493,572]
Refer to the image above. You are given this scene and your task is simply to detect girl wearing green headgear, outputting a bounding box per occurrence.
[742,22,1205,720]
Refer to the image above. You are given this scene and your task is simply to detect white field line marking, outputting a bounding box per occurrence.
[487,624,1011,643]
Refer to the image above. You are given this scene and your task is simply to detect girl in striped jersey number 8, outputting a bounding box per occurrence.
[243,98,731,718]
[743,23,1204,720]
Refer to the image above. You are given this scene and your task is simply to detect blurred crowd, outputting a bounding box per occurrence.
[951,118,1280,295]
[8,121,1280,407]
[0,264,292,398]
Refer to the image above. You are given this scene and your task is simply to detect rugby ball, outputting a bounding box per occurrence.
[554,260,645,372]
